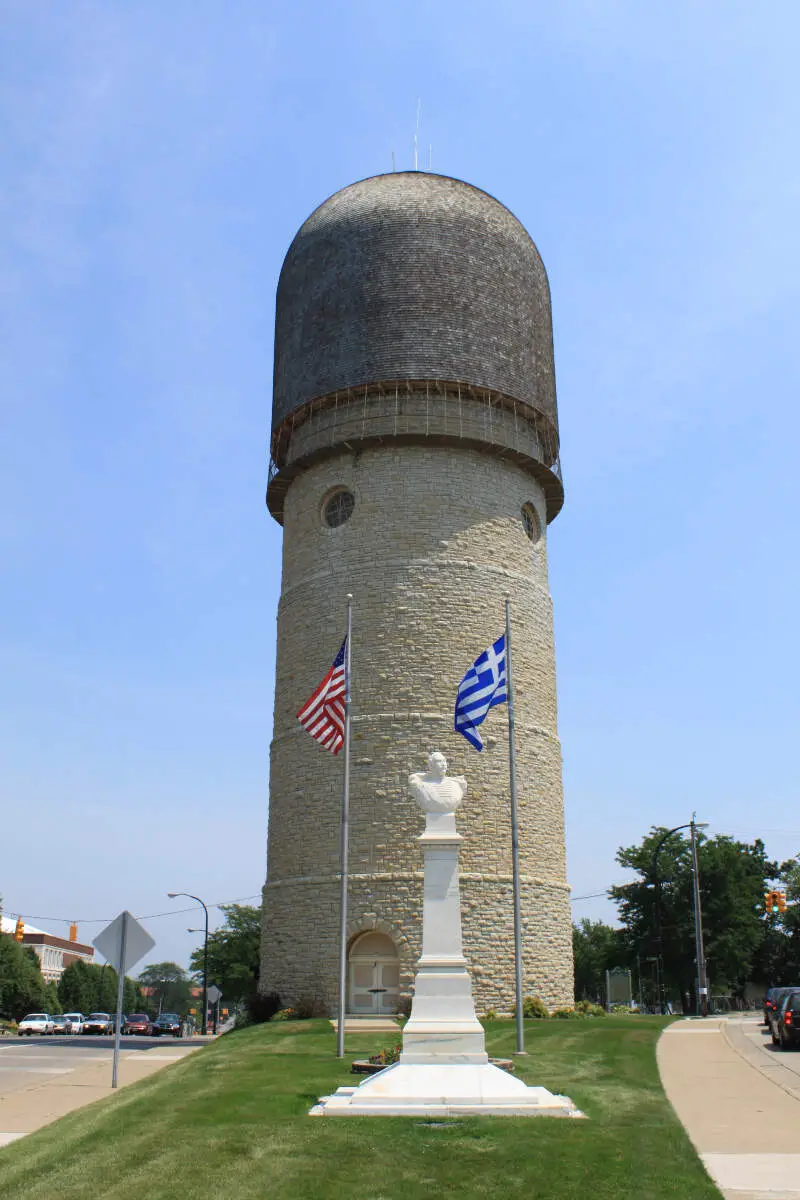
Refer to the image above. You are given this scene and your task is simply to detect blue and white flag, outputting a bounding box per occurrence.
[454,633,507,751]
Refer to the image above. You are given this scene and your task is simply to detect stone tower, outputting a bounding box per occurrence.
[261,172,572,1015]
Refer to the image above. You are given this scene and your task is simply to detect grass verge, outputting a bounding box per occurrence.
[0,1017,720,1200]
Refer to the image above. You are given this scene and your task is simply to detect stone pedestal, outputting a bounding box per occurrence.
[310,754,582,1119]
[399,811,488,1065]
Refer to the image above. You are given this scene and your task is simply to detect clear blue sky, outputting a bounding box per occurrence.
[2,2,798,973]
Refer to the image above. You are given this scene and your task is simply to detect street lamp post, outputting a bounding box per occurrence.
[187,928,206,1030]
[650,820,708,1015]
[168,892,209,1035]
[689,815,709,1017]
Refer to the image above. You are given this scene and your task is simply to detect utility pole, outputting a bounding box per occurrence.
[689,815,708,1016]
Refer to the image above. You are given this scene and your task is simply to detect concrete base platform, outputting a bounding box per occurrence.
[310,1061,584,1118]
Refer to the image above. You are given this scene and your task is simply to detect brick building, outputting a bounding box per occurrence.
[1,917,94,984]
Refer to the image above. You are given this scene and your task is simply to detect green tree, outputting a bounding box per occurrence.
[123,977,144,1013]
[0,933,48,1018]
[44,981,61,1014]
[58,960,142,1014]
[572,919,624,1003]
[58,960,96,1013]
[610,828,776,1008]
[137,963,192,1016]
[189,904,261,1006]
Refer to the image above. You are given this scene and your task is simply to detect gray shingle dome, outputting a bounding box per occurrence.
[272,172,558,439]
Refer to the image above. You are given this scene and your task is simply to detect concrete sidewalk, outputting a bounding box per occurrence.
[0,1044,203,1148]
[658,1017,800,1200]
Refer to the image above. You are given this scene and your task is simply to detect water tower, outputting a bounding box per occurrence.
[261,172,572,1014]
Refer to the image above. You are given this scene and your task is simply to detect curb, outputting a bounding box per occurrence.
[721,1019,800,1105]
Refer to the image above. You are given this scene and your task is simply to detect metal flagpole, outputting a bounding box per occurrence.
[505,596,526,1055]
[336,595,353,1058]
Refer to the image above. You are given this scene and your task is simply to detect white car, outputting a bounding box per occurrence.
[17,1013,55,1036]
[62,1012,85,1035]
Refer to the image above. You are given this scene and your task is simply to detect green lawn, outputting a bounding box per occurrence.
[0,1017,721,1200]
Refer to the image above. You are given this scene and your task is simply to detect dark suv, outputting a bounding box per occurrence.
[770,991,800,1050]
[764,987,800,1027]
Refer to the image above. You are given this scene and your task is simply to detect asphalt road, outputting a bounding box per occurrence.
[741,1016,800,1080]
[0,1035,186,1099]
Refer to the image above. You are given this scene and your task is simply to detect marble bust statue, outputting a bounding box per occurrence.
[408,752,467,814]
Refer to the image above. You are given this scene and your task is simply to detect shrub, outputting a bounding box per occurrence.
[552,1003,607,1019]
[610,1004,637,1015]
[293,993,328,1019]
[245,991,282,1026]
[271,1007,298,1022]
[575,1000,607,1017]
[512,995,550,1019]
[483,1008,498,1021]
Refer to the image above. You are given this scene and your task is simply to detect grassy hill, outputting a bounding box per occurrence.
[0,1017,720,1200]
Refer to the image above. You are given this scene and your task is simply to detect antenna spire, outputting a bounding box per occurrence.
[413,98,421,170]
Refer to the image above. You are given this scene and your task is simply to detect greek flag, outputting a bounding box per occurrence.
[454,633,507,751]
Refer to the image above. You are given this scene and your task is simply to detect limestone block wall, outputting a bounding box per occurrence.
[261,442,573,1013]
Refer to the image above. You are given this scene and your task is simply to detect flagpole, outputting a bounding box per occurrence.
[505,595,526,1055]
[336,595,353,1059]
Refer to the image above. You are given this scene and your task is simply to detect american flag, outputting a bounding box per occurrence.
[296,637,348,754]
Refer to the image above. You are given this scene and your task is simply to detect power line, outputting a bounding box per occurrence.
[5,893,263,927]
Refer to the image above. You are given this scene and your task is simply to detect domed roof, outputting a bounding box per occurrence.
[272,172,558,438]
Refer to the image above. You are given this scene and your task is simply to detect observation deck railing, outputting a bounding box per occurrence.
[267,380,563,522]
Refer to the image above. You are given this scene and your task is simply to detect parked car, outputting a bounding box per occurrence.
[51,1015,71,1035]
[771,991,800,1050]
[151,1013,182,1038]
[123,1013,152,1036]
[764,986,799,1028]
[17,1013,55,1036]
[62,1012,85,1035]
[82,1012,113,1035]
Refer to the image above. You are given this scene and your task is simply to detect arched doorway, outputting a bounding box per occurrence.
[348,931,400,1015]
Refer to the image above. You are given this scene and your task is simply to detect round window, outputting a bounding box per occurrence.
[323,489,355,528]
[521,502,541,544]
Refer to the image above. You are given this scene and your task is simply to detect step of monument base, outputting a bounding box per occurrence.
[310,1062,584,1118]
[329,1018,400,1033]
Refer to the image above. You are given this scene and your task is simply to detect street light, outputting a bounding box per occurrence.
[650,819,709,1016]
[168,892,209,1035]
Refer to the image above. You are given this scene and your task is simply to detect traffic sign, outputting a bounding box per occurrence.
[93,911,155,975]
[207,984,222,1004]
[93,911,155,1090]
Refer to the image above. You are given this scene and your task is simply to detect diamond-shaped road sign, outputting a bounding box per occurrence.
[93,910,155,975]
[207,984,222,1004]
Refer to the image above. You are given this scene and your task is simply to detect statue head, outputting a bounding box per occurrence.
[427,751,448,780]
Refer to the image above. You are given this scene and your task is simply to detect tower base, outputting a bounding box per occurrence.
[310,1061,583,1118]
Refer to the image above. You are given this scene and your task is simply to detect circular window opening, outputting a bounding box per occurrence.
[521,503,541,544]
[323,489,355,528]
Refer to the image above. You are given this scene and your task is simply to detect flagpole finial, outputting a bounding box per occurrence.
[346,593,353,600]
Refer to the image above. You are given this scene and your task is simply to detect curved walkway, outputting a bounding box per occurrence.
[657,1016,800,1200]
